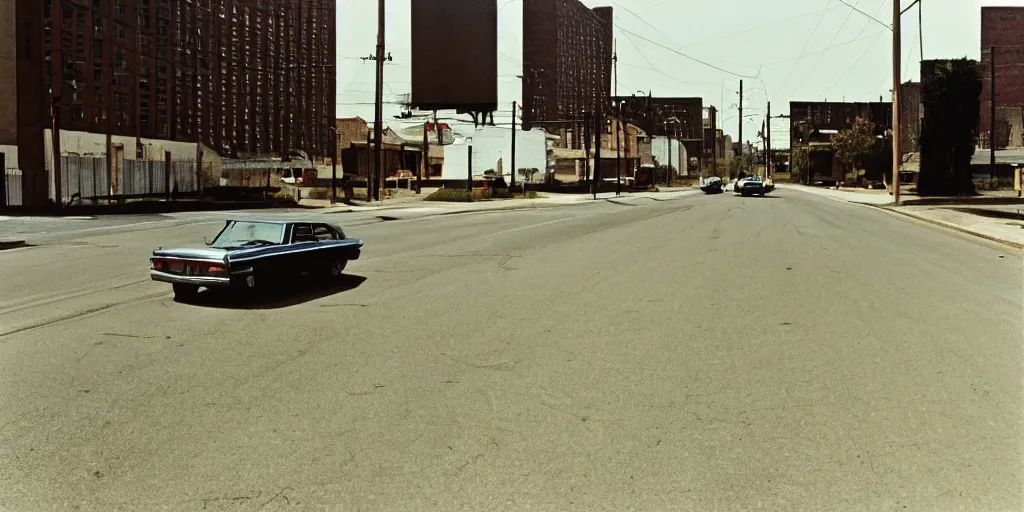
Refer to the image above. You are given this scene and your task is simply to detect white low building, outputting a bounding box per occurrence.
[441,126,554,182]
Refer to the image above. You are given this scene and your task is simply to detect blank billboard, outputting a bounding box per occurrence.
[411,0,498,112]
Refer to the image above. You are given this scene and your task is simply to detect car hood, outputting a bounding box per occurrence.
[152,247,229,261]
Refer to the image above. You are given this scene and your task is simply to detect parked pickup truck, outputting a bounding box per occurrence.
[150,219,363,300]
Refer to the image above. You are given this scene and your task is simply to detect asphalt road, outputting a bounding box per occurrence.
[1,188,1021,511]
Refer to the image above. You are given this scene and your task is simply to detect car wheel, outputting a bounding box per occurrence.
[329,258,348,278]
[173,284,199,301]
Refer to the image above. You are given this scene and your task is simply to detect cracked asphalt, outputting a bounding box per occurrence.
[0,188,1022,510]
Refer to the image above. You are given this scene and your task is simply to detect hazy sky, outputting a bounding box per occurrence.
[338,0,1023,147]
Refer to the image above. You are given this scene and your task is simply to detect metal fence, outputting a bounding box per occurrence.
[60,156,198,201]
[60,156,109,201]
[4,168,22,207]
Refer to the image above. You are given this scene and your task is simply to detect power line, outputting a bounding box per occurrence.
[838,0,891,30]
[601,0,680,53]
[638,0,668,15]
[760,30,887,67]
[775,0,833,97]
[817,31,886,96]
[678,5,846,51]
[789,2,858,97]
[616,25,758,79]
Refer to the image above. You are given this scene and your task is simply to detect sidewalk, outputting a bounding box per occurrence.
[782,184,1024,249]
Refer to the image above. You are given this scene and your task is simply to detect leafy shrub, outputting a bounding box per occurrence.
[471,188,494,200]
[270,192,296,203]
[424,188,472,202]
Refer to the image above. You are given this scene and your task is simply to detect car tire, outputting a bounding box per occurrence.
[328,258,348,279]
[173,284,200,301]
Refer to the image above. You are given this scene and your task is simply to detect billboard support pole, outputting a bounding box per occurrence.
[593,111,602,200]
[511,101,517,189]
[583,111,591,184]
[419,121,427,194]
[467,142,473,196]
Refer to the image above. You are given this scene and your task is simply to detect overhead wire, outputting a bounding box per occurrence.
[788,1,858,97]
[774,0,833,97]
[677,5,846,51]
[616,25,758,79]
[814,0,890,97]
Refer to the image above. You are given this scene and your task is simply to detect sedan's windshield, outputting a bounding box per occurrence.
[211,222,285,249]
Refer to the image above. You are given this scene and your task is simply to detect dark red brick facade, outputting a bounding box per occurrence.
[17,0,335,174]
[522,0,613,128]
[981,7,1024,146]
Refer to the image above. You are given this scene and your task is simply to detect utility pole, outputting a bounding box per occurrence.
[331,128,338,203]
[50,0,64,208]
[738,80,743,170]
[511,100,517,189]
[766,101,771,178]
[711,107,717,177]
[616,105,622,197]
[419,121,427,194]
[583,111,592,183]
[593,111,602,199]
[613,40,618,100]
[613,41,620,196]
[919,1,924,64]
[991,45,997,180]
[892,0,902,206]
[372,0,386,202]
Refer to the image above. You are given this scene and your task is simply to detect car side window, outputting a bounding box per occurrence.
[292,224,317,243]
[313,224,336,241]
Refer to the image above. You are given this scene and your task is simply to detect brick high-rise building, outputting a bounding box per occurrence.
[0,0,16,154]
[522,0,613,129]
[13,0,336,205]
[981,6,1024,148]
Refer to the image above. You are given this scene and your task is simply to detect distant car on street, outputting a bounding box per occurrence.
[735,176,767,196]
[150,220,363,300]
[700,176,724,194]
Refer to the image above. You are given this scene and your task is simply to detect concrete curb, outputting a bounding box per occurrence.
[870,205,1024,250]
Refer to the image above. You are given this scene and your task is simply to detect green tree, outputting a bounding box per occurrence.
[919,58,981,196]
[831,117,876,185]
[789,145,809,183]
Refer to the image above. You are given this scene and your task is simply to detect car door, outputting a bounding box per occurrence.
[290,223,318,276]
[311,223,341,267]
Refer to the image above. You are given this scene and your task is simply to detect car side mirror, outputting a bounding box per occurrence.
[204,237,213,246]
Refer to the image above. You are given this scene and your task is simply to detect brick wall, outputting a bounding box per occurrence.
[522,0,612,127]
[0,0,15,147]
[900,81,921,152]
[981,7,1024,146]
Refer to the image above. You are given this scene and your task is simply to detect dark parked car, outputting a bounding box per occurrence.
[150,220,363,300]
[700,176,724,194]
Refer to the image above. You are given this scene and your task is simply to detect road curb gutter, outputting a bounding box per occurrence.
[870,205,1024,250]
